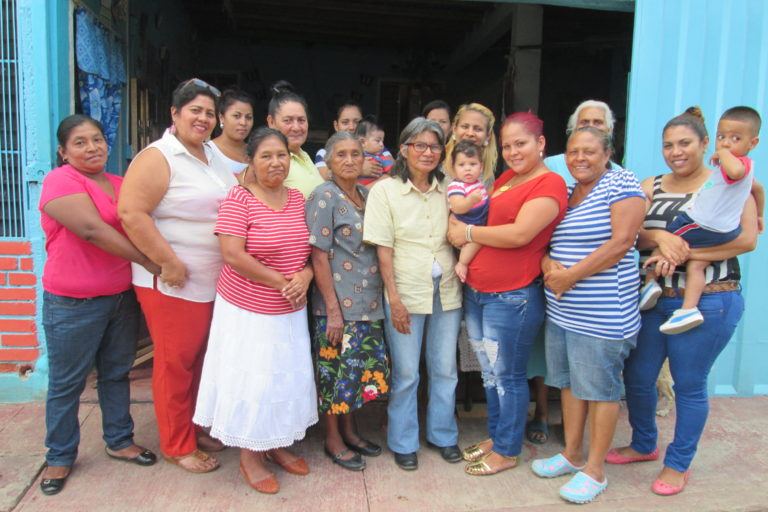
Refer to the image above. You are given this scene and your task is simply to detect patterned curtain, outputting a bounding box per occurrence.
[75,8,126,151]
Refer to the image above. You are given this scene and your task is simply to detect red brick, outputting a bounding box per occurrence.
[0,319,36,333]
[0,288,36,300]
[0,348,39,362]
[19,258,33,271]
[0,242,31,255]
[0,363,19,373]
[2,333,38,347]
[0,258,18,270]
[8,273,36,286]
[0,302,36,316]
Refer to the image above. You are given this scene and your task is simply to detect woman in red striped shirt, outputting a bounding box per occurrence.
[193,127,317,495]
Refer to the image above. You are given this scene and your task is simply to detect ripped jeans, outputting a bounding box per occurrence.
[464,282,545,456]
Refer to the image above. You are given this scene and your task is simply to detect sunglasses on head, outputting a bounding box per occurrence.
[181,78,221,98]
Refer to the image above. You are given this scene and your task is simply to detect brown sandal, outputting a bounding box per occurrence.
[464,453,517,476]
[265,449,309,476]
[163,449,220,474]
[240,462,279,494]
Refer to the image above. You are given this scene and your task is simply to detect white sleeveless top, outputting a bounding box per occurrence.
[131,130,237,302]
[210,140,249,174]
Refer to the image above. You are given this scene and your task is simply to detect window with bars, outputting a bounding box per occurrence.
[0,0,25,238]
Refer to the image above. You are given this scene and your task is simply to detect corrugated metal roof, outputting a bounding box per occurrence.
[626,0,768,396]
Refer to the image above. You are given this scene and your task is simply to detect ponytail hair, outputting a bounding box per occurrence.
[267,80,308,118]
[663,105,708,141]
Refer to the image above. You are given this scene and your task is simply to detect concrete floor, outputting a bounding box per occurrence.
[1,367,767,512]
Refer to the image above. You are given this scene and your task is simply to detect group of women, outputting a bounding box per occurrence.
[38,76,756,504]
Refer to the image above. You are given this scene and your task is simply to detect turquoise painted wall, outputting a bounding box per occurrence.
[625,0,768,396]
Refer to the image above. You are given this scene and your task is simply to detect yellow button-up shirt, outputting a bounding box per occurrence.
[363,175,461,314]
[285,149,325,198]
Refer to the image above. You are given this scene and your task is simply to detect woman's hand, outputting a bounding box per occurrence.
[653,230,690,265]
[389,299,411,334]
[541,254,565,276]
[361,158,383,178]
[643,249,676,277]
[544,268,577,300]
[282,267,313,309]
[447,215,468,248]
[160,258,187,288]
[325,308,345,346]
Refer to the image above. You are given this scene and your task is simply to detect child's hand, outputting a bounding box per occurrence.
[468,190,483,205]
[455,262,468,283]
[709,150,721,167]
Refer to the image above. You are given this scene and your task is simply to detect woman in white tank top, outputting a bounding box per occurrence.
[118,78,237,474]
[210,89,254,175]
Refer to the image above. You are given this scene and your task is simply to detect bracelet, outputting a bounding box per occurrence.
[466,224,473,243]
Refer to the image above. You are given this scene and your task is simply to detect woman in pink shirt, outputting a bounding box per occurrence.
[38,115,160,496]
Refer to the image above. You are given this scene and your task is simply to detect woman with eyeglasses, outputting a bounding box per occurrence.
[118,78,238,473]
[363,117,463,471]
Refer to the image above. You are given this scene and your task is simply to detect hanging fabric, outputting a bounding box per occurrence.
[74,8,126,151]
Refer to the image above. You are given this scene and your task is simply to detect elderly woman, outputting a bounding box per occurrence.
[38,115,159,495]
[193,127,316,494]
[530,126,646,504]
[306,131,389,472]
[607,108,758,496]
[447,112,567,476]
[363,117,463,471]
[267,80,327,192]
[210,88,255,174]
[119,78,238,473]
[544,100,622,182]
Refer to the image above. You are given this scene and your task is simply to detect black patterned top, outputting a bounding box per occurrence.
[640,174,740,289]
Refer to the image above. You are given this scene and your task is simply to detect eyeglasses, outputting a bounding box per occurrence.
[181,78,221,98]
[405,142,443,154]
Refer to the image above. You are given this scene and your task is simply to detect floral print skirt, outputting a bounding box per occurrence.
[313,318,390,415]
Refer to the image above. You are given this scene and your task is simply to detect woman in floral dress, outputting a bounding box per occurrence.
[306,131,389,472]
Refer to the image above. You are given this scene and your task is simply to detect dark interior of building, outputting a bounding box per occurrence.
[122,0,633,165]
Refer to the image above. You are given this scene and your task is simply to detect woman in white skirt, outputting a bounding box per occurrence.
[194,127,317,494]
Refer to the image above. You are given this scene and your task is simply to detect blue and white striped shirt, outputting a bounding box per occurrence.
[545,167,644,340]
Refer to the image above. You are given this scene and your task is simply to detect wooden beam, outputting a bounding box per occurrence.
[444,3,516,74]
[460,0,634,13]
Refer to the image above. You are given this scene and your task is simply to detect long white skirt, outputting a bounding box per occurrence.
[193,295,318,451]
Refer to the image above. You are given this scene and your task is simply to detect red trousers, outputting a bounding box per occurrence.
[135,285,213,457]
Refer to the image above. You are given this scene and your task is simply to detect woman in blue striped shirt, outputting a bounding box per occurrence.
[530,126,646,504]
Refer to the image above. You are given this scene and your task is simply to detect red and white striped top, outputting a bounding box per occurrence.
[215,186,311,315]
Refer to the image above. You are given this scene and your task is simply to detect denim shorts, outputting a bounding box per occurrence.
[544,320,636,401]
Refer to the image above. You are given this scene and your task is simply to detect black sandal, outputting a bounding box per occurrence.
[105,446,158,466]
[345,438,382,457]
[324,445,366,471]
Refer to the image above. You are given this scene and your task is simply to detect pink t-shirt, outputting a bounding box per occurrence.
[39,164,132,298]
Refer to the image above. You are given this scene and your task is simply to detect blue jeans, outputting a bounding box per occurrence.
[623,290,744,472]
[464,282,545,457]
[43,290,140,466]
[384,281,462,454]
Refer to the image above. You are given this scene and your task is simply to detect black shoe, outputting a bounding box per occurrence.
[426,442,463,463]
[106,446,158,466]
[346,438,382,457]
[40,466,70,496]
[393,451,418,471]
[324,445,366,471]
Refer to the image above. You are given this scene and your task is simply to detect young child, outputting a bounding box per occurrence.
[354,118,394,187]
[640,106,763,334]
[447,141,489,283]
